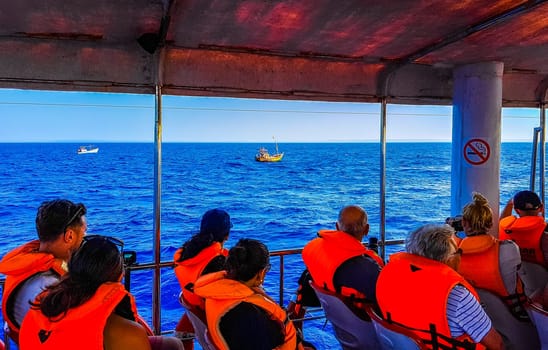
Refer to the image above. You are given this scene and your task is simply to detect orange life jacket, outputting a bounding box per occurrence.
[19,282,139,350]
[0,240,66,343]
[458,235,510,296]
[499,215,546,266]
[302,230,383,304]
[377,252,480,350]
[173,242,228,309]
[194,271,299,350]
[458,235,527,319]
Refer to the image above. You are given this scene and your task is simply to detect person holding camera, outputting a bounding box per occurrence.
[456,192,525,315]
[456,192,544,349]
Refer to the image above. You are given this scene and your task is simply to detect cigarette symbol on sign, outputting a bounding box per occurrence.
[463,139,490,165]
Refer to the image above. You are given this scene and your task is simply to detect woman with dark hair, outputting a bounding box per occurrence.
[19,235,183,350]
[194,238,303,350]
[173,209,231,348]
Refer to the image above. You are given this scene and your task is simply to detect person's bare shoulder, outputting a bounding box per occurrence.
[104,314,152,350]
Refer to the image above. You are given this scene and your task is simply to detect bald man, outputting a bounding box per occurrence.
[302,205,384,309]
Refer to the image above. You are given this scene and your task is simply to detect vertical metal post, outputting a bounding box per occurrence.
[279,255,284,306]
[530,128,540,191]
[379,98,387,260]
[541,103,546,212]
[153,84,163,334]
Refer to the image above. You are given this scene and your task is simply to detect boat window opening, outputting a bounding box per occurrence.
[0,90,545,345]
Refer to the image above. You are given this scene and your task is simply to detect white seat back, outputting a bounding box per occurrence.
[519,262,548,298]
[526,297,548,350]
[309,281,380,350]
[366,308,421,350]
[178,292,217,350]
[477,288,540,350]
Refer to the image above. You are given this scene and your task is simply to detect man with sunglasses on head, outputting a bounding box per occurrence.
[20,234,184,350]
[0,199,87,344]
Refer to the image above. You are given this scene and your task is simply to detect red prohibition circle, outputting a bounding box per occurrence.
[463,139,490,165]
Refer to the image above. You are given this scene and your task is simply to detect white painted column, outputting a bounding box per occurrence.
[451,62,503,234]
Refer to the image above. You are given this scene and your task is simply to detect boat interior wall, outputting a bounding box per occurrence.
[1,1,548,105]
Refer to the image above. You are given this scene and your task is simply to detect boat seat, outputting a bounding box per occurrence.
[309,281,380,350]
[476,288,540,350]
[178,292,217,350]
[518,261,548,298]
[365,307,422,350]
[526,288,548,350]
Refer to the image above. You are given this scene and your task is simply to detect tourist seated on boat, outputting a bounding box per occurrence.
[0,199,88,345]
[499,190,548,296]
[297,205,384,317]
[456,193,541,349]
[173,208,232,349]
[194,238,309,350]
[376,224,504,350]
[457,192,528,319]
[19,235,184,350]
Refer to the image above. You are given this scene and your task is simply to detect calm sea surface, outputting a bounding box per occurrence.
[0,142,535,349]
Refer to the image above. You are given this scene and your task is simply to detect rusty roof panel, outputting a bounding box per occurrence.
[0,0,546,105]
[418,4,548,71]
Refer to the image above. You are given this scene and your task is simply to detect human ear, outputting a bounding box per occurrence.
[63,229,74,243]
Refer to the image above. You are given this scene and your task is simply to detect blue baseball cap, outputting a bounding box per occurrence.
[200,209,232,239]
[513,190,542,210]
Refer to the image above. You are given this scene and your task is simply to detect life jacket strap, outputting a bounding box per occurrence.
[502,292,530,321]
[384,313,476,350]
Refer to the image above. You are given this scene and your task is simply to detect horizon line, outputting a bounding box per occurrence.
[0,140,534,144]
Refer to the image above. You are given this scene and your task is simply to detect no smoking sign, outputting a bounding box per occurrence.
[463,139,490,165]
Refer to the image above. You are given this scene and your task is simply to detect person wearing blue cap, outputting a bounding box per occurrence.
[173,209,232,349]
[500,190,548,296]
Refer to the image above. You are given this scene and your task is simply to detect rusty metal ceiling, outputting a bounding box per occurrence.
[0,0,547,106]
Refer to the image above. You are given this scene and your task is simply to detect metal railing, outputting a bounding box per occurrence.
[0,238,405,348]
[122,240,405,340]
[123,238,404,310]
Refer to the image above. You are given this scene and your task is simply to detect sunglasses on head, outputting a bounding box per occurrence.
[82,234,124,254]
[451,248,463,257]
[62,205,84,233]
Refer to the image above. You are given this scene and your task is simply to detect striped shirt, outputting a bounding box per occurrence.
[446,285,491,342]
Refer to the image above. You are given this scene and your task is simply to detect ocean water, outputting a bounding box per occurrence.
[0,142,535,349]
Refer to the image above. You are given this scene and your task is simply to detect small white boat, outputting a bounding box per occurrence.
[77,145,99,154]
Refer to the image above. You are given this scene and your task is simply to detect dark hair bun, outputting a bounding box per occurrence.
[226,238,269,282]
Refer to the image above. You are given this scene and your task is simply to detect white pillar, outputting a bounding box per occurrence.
[451,62,503,235]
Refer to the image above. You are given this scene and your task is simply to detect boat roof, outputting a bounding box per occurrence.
[1,0,547,106]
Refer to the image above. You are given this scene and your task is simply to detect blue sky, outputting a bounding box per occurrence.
[0,89,541,143]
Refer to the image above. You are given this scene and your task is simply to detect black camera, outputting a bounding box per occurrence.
[445,215,463,232]
[123,250,137,266]
[368,237,379,254]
